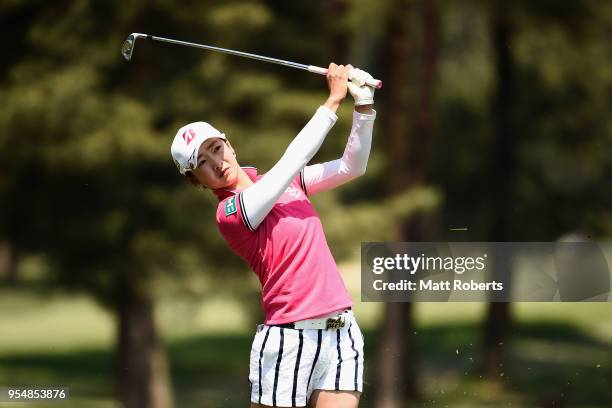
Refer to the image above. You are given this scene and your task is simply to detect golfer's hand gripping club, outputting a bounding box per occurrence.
[308,65,382,90]
[347,68,375,106]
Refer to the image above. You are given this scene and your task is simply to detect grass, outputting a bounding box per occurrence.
[1,322,610,407]
[1,273,612,407]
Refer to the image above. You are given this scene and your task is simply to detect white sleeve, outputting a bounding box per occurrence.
[302,109,376,196]
[240,106,337,230]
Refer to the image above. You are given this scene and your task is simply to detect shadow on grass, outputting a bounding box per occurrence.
[1,321,611,407]
[0,349,114,399]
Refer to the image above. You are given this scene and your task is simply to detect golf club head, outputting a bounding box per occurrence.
[121,33,146,61]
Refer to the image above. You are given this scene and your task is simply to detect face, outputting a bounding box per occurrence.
[190,138,239,189]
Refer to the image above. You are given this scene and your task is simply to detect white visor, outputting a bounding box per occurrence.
[171,121,226,175]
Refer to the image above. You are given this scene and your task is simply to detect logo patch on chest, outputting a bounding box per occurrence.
[225,196,237,216]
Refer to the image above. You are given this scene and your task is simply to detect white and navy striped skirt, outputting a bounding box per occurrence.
[248,310,364,407]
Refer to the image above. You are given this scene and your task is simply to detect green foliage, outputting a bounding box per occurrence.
[1,0,611,305]
[319,186,442,258]
[0,0,375,306]
[433,1,612,240]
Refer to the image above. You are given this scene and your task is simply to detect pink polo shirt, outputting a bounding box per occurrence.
[214,167,352,325]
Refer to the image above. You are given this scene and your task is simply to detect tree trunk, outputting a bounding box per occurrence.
[0,240,17,283]
[483,302,512,378]
[375,1,415,405]
[376,302,415,408]
[482,0,516,382]
[406,0,439,186]
[326,0,349,61]
[117,294,174,408]
[375,0,439,405]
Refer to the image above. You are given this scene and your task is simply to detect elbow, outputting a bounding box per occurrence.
[339,161,367,180]
[345,167,367,182]
[356,164,367,177]
[351,164,367,178]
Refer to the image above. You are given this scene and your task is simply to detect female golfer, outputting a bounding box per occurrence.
[171,63,376,408]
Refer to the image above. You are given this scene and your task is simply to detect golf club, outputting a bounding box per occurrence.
[122,33,383,89]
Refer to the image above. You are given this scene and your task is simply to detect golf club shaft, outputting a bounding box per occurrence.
[143,34,383,89]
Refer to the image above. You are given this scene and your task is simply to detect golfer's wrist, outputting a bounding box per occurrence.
[323,96,343,112]
[355,104,374,114]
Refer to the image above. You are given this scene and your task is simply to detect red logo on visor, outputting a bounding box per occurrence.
[182,129,196,145]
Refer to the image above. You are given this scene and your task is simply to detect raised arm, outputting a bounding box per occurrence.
[302,107,376,196]
[302,68,377,196]
[239,64,352,230]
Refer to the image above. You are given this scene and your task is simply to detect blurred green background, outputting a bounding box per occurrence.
[1,0,611,407]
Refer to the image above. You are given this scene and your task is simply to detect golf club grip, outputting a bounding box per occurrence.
[308,65,383,89]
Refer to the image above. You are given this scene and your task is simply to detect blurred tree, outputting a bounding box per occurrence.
[0,1,286,406]
[373,2,417,406]
[482,0,517,382]
[374,0,440,406]
[0,1,368,406]
[433,0,612,236]
[480,0,612,384]
[0,241,17,283]
[3,0,612,406]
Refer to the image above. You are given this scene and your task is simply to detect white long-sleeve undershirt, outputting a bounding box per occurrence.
[302,109,376,196]
[241,107,376,230]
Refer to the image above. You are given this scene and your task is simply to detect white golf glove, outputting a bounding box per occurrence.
[348,68,375,106]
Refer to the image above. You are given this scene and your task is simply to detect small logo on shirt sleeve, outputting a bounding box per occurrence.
[285,186,301,198]
[225,196,237,216]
